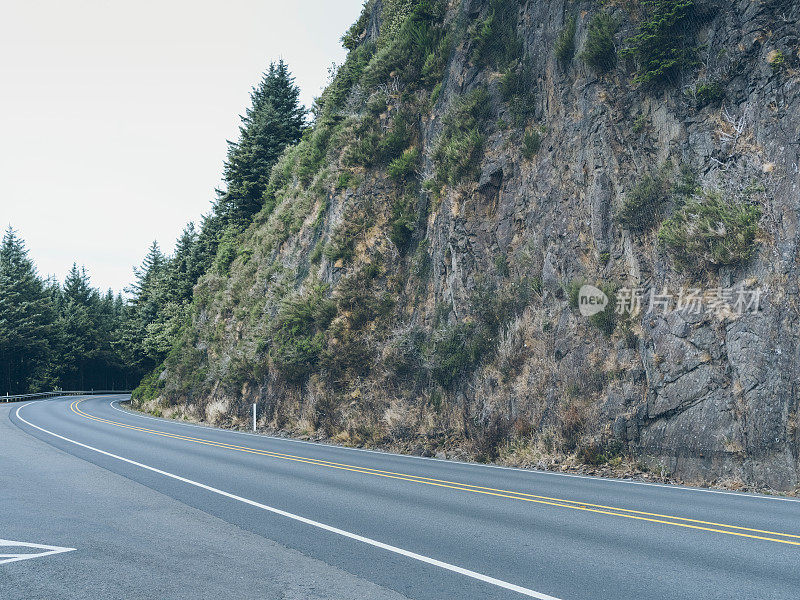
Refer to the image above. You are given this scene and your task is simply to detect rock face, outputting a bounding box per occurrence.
[150,0,800,490]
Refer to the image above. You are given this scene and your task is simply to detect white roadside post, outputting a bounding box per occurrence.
[252,403,257,432]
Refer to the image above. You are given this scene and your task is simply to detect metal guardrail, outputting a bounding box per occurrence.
[2,390,132,403]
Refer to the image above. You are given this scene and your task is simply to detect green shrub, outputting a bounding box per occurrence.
[411,240,432,280]
[691,81,724,108]
[388,147,421,182]
[384,326,427,382]
[270,284,336,383]
[470,276,534,337]
[554,15,577,66]
[309,240,324,264]
[494,254,510,278]
[296,124,334,185]
[361,0,449,90]
[336,171,355,190]
[430,82,443,106]
[318,42,375,117]
[343,128,380,168]
[377,111,413,162]
[340,4,370,51]
[622,0,697,87]
[131,369,165,402]
[658,190,761,271]
[633,114,647,134]
[580,13,619,73]
[522,129,542,159]
[616,172,668,232]
[433,88,491,185]
[213,228,239,274]
[389,194,417,251]
[430,321,493,387]
[589,285,617,336]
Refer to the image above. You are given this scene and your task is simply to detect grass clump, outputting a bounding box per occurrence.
[589,285,617,336]
[522,129,542,159]
[324,202,374,264]
[388,147,421,182]
[500,65,536,127]
[469,0,524,71]
[433,87,491,186]
[580,13,619,74]
[658,190,761,272]
[622,0,697,88]
[554,15,577,66]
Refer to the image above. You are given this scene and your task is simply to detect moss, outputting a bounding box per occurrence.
[769,50,787,73]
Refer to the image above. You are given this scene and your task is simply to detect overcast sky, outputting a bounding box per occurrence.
[1,0,364,293]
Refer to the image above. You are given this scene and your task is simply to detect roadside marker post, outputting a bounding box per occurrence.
[252,403,257,432]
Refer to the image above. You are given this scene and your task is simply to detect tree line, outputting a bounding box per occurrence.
[0,60,305,395]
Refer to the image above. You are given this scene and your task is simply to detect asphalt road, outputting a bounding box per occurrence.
[3,395,800,599]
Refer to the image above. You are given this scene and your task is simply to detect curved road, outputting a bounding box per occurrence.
[3,395,800,599]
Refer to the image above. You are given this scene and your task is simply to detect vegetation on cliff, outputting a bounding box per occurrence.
[118,0,798,491]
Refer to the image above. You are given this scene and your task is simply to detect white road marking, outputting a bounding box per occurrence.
[0,539,76,565]
[15,402,562,600]
[108,399,800,505]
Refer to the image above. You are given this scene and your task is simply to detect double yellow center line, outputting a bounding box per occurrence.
[71,399,800,547]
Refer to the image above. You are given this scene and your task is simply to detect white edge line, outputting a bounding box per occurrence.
[107,398,800,505]
[14,401,561,600]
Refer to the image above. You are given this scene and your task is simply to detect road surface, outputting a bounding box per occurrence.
[3,395,799,599]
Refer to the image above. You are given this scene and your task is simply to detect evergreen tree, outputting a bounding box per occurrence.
[0,228,54,393]
[214,60,306,230]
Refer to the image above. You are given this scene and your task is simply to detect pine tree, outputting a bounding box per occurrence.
[56,264,102,389]
[0,228,55,393]
[215,59,306,229]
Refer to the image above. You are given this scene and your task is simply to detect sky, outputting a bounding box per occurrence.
[1,0,365,293]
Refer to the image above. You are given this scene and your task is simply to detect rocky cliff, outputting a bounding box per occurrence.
[138,0,800,492]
